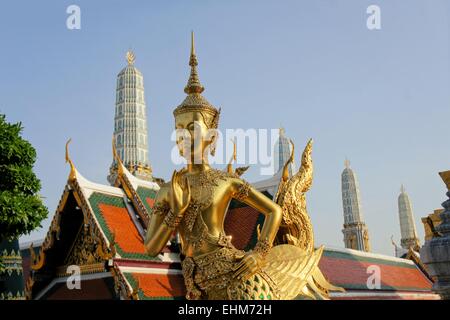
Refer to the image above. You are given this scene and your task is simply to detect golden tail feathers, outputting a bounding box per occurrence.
[263,245,344,300]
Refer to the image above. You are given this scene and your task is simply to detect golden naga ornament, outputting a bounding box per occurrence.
[144,32,343,300]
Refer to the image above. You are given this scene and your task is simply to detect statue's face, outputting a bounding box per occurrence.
[175,111,215,163]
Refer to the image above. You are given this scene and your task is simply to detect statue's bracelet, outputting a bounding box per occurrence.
[152,202,170,216]
[163,209,183,229]
[253,239,272,258]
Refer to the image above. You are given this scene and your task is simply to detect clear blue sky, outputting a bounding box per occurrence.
[1,1,449,255]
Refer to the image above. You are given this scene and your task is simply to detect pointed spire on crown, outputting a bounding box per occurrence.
[173,32,220,128]
[184,31,205,94]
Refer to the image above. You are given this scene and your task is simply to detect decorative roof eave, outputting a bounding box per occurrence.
[112,137,159,229]
[28,187,69,272]
[117,168,151,229]
[26,141,123,298]
[323,245,419,265]
[27,142,121,270]
[111,263,137,300]
[24,184,72,298]
[25,186,116,298]
[405,247,433,282]
[111,261,185,301]
[113,258,181,270]
[329,291,441,300]
[64,140,121,254]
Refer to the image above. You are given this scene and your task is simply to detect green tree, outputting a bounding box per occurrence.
[0,113,48,241]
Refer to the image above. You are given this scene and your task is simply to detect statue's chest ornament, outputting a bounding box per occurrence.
[177,169,252,251]
[183,169,228,232]
[181,169,239,250]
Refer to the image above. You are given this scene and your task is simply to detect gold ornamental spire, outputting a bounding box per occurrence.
[184,31,205,94]
[126,50,135,65]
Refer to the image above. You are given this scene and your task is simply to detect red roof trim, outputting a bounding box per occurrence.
[114,259,181,270]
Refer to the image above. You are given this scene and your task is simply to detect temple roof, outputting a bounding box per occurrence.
[88,191,153,260]
[320,246,433,293]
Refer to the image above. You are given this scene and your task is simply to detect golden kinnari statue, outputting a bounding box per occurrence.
[144,32,343,300]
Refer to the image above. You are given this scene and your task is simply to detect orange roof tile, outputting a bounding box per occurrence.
[99,203,146,255]
[127,273,186,299]
[146,198,155,210]
[319,254,433,291]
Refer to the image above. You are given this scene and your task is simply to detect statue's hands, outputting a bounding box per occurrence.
[168,170,191,216]
[233,251,264,281]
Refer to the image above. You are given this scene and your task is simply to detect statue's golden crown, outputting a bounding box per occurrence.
[173,32,220,129]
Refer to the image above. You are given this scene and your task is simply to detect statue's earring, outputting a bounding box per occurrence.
[177,138,184,157]
[209,133,217,156]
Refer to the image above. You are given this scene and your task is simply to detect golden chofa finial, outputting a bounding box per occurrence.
[184,31,204,94]
[227,139,237,174]
[112,135,124,177]
[282,139,295,182]
[126,50,135,65]
[439,170,450,190]
[65,138,77,182]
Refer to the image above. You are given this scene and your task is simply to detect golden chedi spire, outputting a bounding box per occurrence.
[174,31,220,129]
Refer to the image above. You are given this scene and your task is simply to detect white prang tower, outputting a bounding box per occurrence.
[341,160,371,252]
[398,185,420,250]
[108,51,152,184]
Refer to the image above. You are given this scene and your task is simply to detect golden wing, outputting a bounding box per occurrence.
[274,139,314,253]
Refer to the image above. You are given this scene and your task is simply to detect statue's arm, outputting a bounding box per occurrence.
[144,185,174,256]
[231,179,282,250]
[230,178,282,280]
